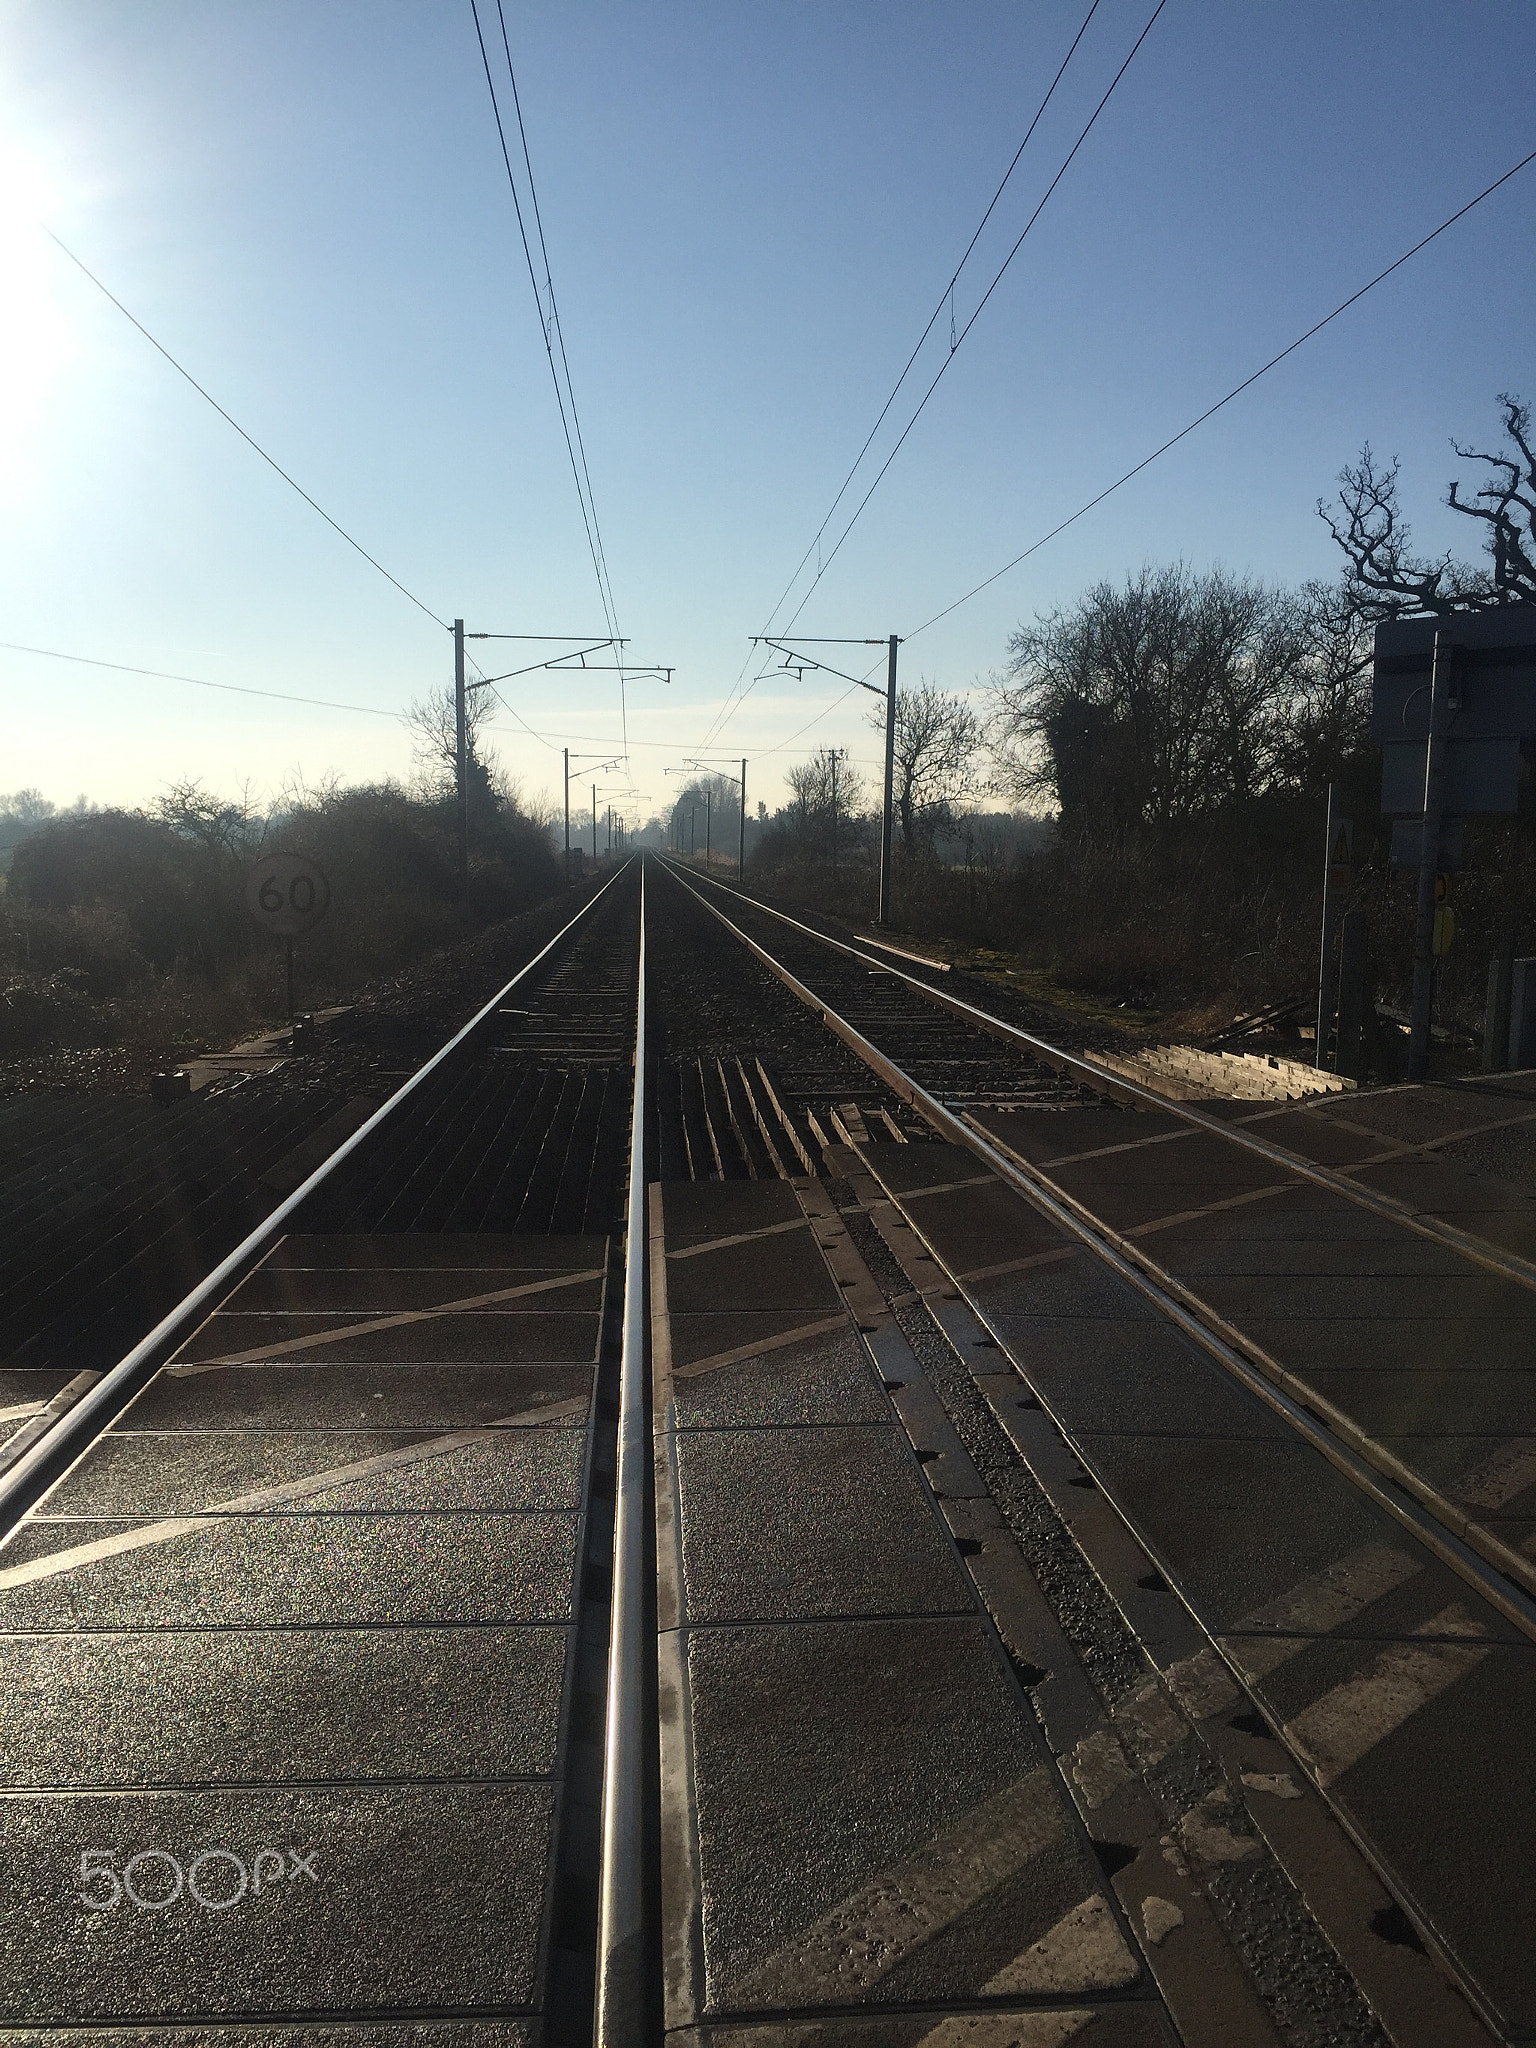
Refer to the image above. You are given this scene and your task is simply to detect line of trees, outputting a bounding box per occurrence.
[0,692,564,1053]
[744,390,1536,1048]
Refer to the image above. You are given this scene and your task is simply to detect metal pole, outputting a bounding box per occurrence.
[1315,782,1340,1070]
[285,936,294,1032]
[563,748,570,873]
[454,619,469,916]
[705,790,711,870]
[593,785,598,860]
[831,749,839,879]
[739,758,747,880]
[593,868,649,2047]
[878,634,898,926]
[1409,630,1455,1081]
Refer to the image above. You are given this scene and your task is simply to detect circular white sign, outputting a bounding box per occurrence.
[246,854,331,936]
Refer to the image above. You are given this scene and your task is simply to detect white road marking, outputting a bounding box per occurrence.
[1165,1646,1241,1721]
[913,2012,1095,2048]
[664,1217,807,1261]
[981,1892,1138,1994]
[0,1393,590,1590]
[730,1769,1069,2005]
[1282,1604,1494,1786]
[1065,1728,1135,1810]
[668,1313,851,1381]
[1447,1437,1536,1512]
[166,1266,604,1373]
[1220,1539,1422,1679]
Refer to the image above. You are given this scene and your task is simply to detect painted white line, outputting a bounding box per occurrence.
[0,1393,591,1590]
[1448,1437,1536,1512]
[1220,1540,1423,1679]
[981,1891,1137,1995]
[0,1403,47,1425]
[1282,1604,1494,1786]
[166,1266,605,1373]
[668,1314,851,1382]
[914,2012,1094,2048]
[664,1217,807,1262]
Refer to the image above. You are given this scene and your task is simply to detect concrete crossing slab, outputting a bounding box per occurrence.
[174,1310,602,1365]
[126,1363,595,1429]
[653,1182,1153,2037]
[0,1782,555,2020]
[0,1227,608,2033]
[0,1625,570,1783]
[0,1510,580,1626]
[667,1327,890,1430]
[674,1427,973,1620]
[856,1125,1536,2036]
[35,1426,589,1518]
[225,1267,605,1313]
[263,1230,608,1269]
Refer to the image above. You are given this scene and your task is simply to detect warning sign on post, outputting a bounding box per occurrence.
[246,854,331,936]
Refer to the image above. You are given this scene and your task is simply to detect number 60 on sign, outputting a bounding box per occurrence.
[245,854,331,936]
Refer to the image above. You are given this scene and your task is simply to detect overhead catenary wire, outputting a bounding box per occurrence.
[771,0,1168,635]
[714,132,1536,772]
[701,0,1158,755]
[0,640,678,757]
[498,0,620,642]
[43,231,448,632]
[743,0,1103,661]
[904,137,1536,643]
[702,1,1103,754]
[468,0,632,771]
[0,641,407,719]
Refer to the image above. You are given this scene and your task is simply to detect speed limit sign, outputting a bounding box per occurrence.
[246,854,331,936]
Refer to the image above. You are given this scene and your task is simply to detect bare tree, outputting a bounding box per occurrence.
[152,779,266,854]
[865,681,985,855]
[991,565,1316,830]
[783,751,866,855]
[1449,393,1536,601]
[1319,393,1536,619]
[403,684,496,797]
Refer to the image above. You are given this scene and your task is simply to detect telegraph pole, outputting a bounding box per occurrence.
[592,785,598,861]
[878,634,898,927]
[454,619,469,916]
[563,748,570,875]
[705,788,712,870]
[739,758,747,879]
[829,748,840,879]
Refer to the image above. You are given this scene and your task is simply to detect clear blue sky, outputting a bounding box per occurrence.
[2,0,1533,824]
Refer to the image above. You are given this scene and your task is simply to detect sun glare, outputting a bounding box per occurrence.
[0,140,80,486]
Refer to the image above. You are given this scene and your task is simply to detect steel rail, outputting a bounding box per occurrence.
[668,858,1536,1298]
[595,864,650,2048]
[665,861,1536,1653]
[0,865,632,1535]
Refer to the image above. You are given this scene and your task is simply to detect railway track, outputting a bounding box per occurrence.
[2,850,1533,2045]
